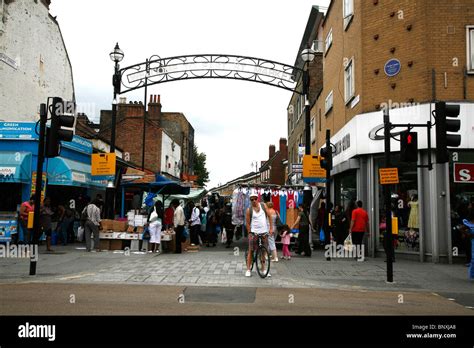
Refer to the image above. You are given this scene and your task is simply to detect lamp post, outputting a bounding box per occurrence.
[300,47,316,156]
[251,160,259,183]
[107,42,124,219]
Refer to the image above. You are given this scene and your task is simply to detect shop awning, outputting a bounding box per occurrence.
[47,157,105,188]
[122,174,190,195]
[0,152,32,184]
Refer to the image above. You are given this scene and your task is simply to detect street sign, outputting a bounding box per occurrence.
[291,163,303,173]
[91,153,116,176]
[302,155,326,183]
[379,168,399,185]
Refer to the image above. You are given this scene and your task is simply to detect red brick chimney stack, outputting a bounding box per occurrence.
[269,145,276,159]
[279,138,288,160]
[148,94,162,126]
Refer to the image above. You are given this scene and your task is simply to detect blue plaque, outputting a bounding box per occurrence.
[384,59,401,77]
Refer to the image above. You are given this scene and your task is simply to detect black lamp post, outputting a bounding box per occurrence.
[106,42,124,219]
[300,47,316,156]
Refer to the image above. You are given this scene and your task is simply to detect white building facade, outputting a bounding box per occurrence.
[0,0,74,122]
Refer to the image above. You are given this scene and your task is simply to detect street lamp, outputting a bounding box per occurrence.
[300,47,316,156]
[106,42,124,219]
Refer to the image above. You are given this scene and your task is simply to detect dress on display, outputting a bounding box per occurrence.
[407,200,419,229]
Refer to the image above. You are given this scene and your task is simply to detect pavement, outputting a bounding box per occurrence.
[0,239,473,314]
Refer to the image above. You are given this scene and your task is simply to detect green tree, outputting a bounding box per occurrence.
[193,145,210,187]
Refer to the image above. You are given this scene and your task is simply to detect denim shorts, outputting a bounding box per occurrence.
[267,234,276,251]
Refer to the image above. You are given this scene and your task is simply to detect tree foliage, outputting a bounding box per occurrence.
[193,145,210,187]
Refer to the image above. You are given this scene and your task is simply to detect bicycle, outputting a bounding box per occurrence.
[244,232,271,278]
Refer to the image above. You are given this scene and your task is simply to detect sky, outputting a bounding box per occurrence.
[50,0,330,189]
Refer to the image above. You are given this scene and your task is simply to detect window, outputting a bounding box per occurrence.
[288,106,294,132]
[325,90,334,114]
[319,109,322,131]
[312,40,323,53]
[296,95,304,121]
[343,0,354,30]
[344,58,355,103]
[310,117,315,143]
[467,26,474,73]
[325,28,333,54]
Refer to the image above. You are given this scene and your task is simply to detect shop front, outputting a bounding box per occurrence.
[326,103,474,263]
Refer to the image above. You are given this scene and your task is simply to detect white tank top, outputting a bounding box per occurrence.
[250,206,268,234]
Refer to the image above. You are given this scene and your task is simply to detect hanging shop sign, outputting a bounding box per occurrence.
[302,155,326,183]
[61,135,93,155]
[379,168,399,185]
[453,163,474,183]
[291,163,303,174]
[91,153,116,176]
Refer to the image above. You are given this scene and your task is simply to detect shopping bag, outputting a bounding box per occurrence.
[319,227,325,243]
[221,230,227,244]
[344,234,354,252]
[183,226,190,239]
[77,226,84,242]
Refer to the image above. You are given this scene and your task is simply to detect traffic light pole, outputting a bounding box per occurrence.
[383,110,394,283]
[324,129,331,250]
[30,103,47,276]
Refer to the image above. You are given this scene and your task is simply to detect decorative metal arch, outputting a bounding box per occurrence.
[118,54,304,95]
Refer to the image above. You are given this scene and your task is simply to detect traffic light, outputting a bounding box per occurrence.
[45,97,75,158]
[400,131,418,162]
[435,101,461,163]
[319,145,332,172]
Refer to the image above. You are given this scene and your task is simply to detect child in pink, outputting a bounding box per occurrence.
[279,224,292,260]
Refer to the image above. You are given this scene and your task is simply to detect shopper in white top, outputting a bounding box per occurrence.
[83,198,102,252]
[188,201,201,246]
[245,191,273,277]
[148,201,163,253]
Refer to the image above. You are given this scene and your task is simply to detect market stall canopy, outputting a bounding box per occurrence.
[47,157,106,188]
[122,174,190,195]
[164,188,207,207]
[0,152,32,184]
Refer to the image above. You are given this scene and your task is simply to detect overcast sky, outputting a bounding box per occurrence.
[50,0,330,189]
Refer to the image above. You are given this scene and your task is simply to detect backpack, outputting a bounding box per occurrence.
[80,205,89,227]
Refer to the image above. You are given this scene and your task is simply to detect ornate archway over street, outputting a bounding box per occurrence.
[118,54,304,94]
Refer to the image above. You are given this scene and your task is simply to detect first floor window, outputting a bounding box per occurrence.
[468,26,474,73]
[345,58,355,103]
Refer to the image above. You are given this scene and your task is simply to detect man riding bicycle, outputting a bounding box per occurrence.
[245,191,273,277]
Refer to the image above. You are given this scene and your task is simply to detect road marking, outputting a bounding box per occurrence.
[447,298,456,301]
[58,273,96,280]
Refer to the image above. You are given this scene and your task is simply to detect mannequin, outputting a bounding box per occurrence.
[406,194,419,249]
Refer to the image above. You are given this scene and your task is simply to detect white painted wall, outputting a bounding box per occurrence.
[0,0,74,122]
[161,130,181,178]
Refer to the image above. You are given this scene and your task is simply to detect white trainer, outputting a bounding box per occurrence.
[245,270,251,277]
[267,273,272,277]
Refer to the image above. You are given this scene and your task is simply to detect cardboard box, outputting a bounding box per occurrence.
[99,240,111,250]
[112,220,127,231]
[101,219,114,231]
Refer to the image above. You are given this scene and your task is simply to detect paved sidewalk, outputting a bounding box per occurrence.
[0,241,472,298]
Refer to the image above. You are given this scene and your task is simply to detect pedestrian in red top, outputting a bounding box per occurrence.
[19,194,35,244]
[164,203,174,230]
[349,200,369,259]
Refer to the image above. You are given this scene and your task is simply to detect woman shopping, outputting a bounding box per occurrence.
[148,201,163,253]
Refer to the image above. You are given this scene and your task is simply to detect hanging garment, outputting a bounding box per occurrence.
[272,189,280,213]
[407,201,419,229]
[297,190,304,207]
[232,188,245,225]
[279,190,287,224]
[262,189,271,203]
[286,208,298,228]
[287,189,296,209]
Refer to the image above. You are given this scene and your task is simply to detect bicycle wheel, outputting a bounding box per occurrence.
[244,249,254,271]
[256,246,270,278]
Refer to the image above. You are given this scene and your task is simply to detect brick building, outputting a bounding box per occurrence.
[287,6,325,185]
[260,138,288,185]
[297,0,474,263]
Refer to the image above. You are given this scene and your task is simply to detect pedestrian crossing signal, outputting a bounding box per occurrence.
[400,131,418,163]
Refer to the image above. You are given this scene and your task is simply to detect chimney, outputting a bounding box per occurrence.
[41,0,51,10]
[279,138,288,160]
[269,145,276,159]
[148,94,162,126]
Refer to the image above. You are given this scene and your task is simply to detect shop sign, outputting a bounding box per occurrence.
[30,172,47,203]
[454,163,474,183]
[302,155,326,183]
[379,168,399,185]
[0,122,38,140]
[0,167,16,180]
[72,172,87,183]
[0,219,17,242]
[334,133,351,158]
[61,135,93,155]
[91,153,116,176]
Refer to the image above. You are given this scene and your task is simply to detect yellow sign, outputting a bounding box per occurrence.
[31,172,47,203]
[392,216,398,235]
[27,211,34,229]
[379,168,399,185]
[303,155,326,183]
[91,153,116,176]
